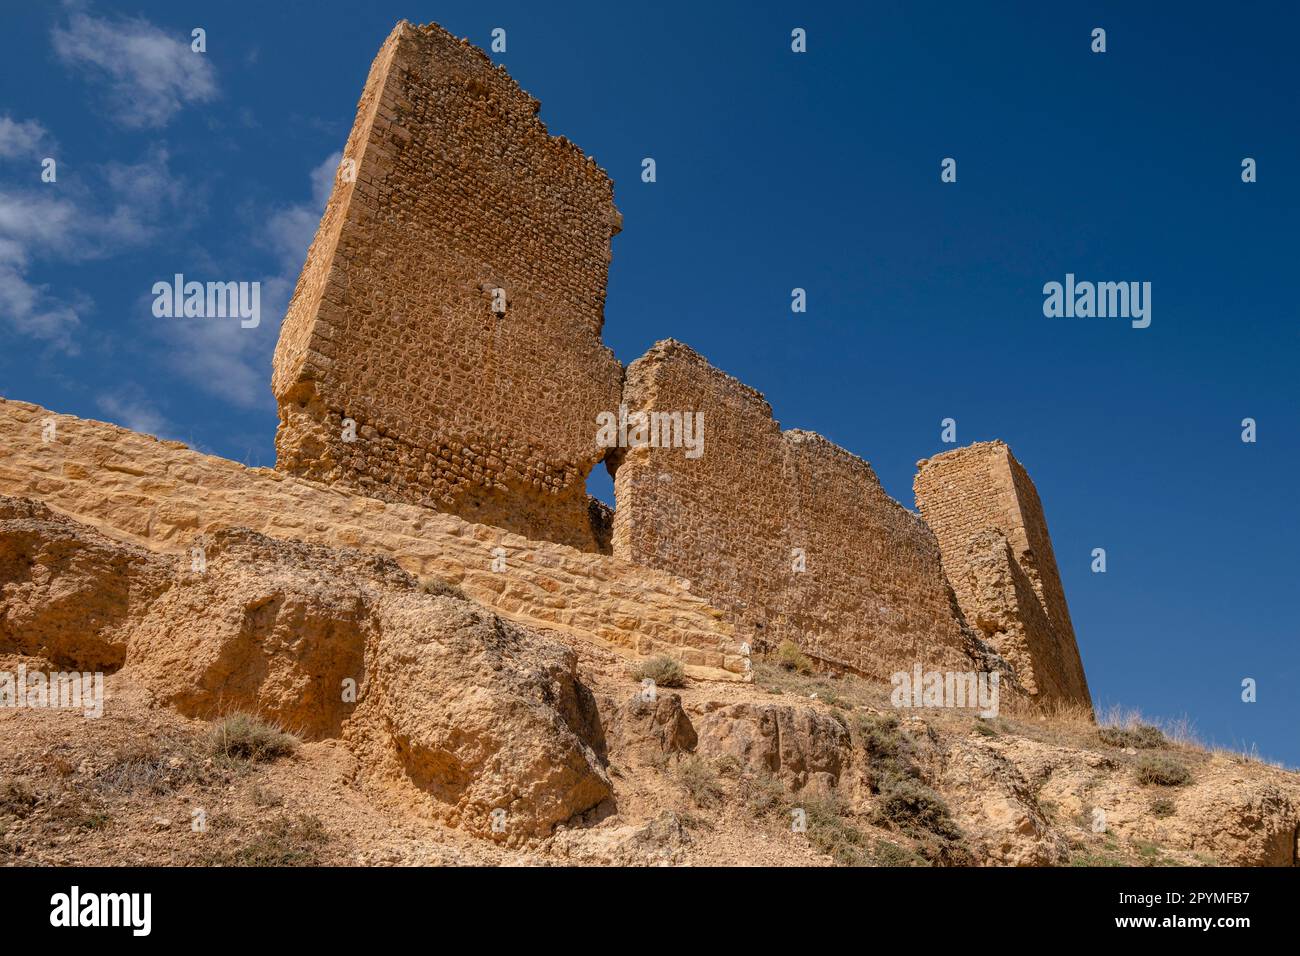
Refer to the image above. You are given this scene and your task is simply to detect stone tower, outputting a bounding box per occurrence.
[272,21,623,551]
[914,441,1091,705]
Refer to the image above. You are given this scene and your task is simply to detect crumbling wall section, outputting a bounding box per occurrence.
[611,340,789,647]
[612,340,979,682]
[781,430,978,679]
[271,21,623,551]
[0,398,746,681]
[913,441,1090,705]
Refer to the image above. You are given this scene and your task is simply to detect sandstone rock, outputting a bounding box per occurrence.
[0,496,171,669]
[939,738,1068,866]
[126,528,393,739]
[695,703,851,795]
[362,592,611,841]
[997,736,1300,866]
[548,810,689,866]
[605,692,697,766]
[1,497,614,845]
[1122,776,1298,866]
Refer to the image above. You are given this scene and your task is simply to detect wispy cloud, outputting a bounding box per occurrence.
[0,133,190,352]
[98,145,193,246]
[0,116,52,159]
[0,261,84,351]
[159,152,340,410]
[51,12,217,128]
[0,185,85,350]
[96,389,171,438]
[264,153,338,273]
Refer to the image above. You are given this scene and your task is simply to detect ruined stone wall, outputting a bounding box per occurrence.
[272,21,623,552]
[0,398,745,681]
[781,430,980,680]
[611,341,980,682]
[611,341,789,646]
[914,442,1090,705]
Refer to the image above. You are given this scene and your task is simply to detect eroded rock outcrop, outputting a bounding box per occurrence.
[2,493,1295,866]
[695,702,851,795]
[0,495,612,842]
[938,737,1068,866]
[359,594,611,840]
[0,498,171,670]
[993,734,1300,867]
[127,528,396,739]
[605,692,697,767]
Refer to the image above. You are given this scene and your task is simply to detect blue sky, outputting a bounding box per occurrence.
[1,1,1296,765]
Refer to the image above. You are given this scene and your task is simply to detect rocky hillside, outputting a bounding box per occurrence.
[2,495,1295,867]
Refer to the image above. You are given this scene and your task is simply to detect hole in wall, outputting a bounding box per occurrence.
[585,460,615,507]
[584,450,620,556]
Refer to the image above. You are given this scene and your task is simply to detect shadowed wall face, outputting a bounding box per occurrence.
[611,340,980,683]
[272,21,623,551]
[914,442,1091,706]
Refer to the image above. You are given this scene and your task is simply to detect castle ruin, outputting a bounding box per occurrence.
[270,21,1091,706]
[915,442,1090,702]
[272,23,623,551]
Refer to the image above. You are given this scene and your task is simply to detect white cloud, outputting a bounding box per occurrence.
[96,390,171,438]
[0,139,190,352]
[98,145,192,246]
[264,152,339,271]
[160,153,340,409]
[0,191,80,250]
[0,116,52,159]
[161,309,272,409]
[0,262,83,351]
[0,189,84,350]
[52,13,217,128]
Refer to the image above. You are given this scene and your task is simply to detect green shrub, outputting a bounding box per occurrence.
[741,773,787,818]
[1099,723,1166,749]
[1069,847,1128,867]
[851,712,919,790]
[872,838,926,867]
[205,814,328,867]
[1134,754,1192,786]
[874,775,962,842]
[251,785,284,809]
[631,654,687,688]
[419,577,467,600]
[801,795,872,866]
[776,640,813,675]
[209,714,299,763]
[816,687,852,710]
[712,754,742,778]
[1150,798,1176,818]
[852,712,902,757]
[93,737,204,796]
[0,780,37,818]
[676,756,723,807]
